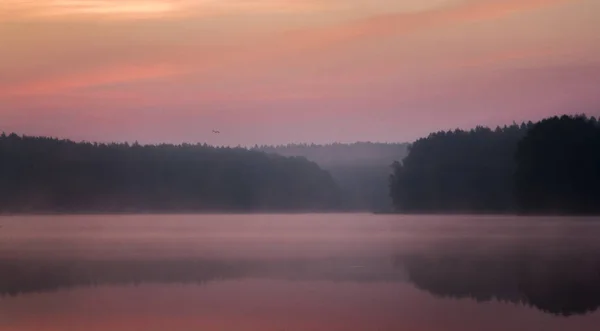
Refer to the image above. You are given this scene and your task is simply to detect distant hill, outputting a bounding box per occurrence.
[255,142,409,211]
[256,142,409,167]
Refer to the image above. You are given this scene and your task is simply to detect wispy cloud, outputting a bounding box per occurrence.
[0,63,182,96]
[278,0,581,48]
[158,0,582,80]
[0,0,343,21]
[1,0,195,21]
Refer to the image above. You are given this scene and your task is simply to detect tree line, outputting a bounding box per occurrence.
[0,134,341,213]
[390,115,600,214]
[256,142,408,168]
[256,142,408,211]
[2,114,598,214]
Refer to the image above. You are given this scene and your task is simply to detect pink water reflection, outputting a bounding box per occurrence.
[2,280,600,331]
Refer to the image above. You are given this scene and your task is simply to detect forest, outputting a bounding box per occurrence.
[1,115,598,214]
[390,115,600,214]
[256,142,408,211]
[0,134,341,213]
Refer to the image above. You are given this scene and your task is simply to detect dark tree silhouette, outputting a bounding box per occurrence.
[389,124,531,213]
[0,134,342,213]
[515,115,600,214]
[390,115,600,214]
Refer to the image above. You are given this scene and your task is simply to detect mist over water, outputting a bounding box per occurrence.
[2,214,600,331]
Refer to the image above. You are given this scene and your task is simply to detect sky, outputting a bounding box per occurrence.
[1,0,599,145]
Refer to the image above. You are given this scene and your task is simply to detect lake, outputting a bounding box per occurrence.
[1,214,600,331]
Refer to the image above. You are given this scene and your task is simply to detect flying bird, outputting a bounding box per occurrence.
[212,130,220,134]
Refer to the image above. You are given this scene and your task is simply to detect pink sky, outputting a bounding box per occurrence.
[1,0,599,145]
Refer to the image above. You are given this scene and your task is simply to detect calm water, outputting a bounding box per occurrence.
[1,214,600,331]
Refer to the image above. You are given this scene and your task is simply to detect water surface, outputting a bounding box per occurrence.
[1,214,600,331]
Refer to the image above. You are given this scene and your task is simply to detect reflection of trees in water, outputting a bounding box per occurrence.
[0,259,248,296]
[0,257,403,296]
[395,246,600,316]
[5,243,600,317]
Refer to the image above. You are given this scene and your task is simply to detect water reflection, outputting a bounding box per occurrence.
[0,257,404,296]
[3,247,600,317]
[3,214,600,326]
[396,242,600,316]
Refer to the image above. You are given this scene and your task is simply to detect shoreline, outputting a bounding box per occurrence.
[0,210,368,216]
[0,211,598,217]
[374,211,600,217]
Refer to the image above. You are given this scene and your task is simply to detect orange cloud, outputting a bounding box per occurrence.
[0,1,186,21]
[0,0,343,22]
